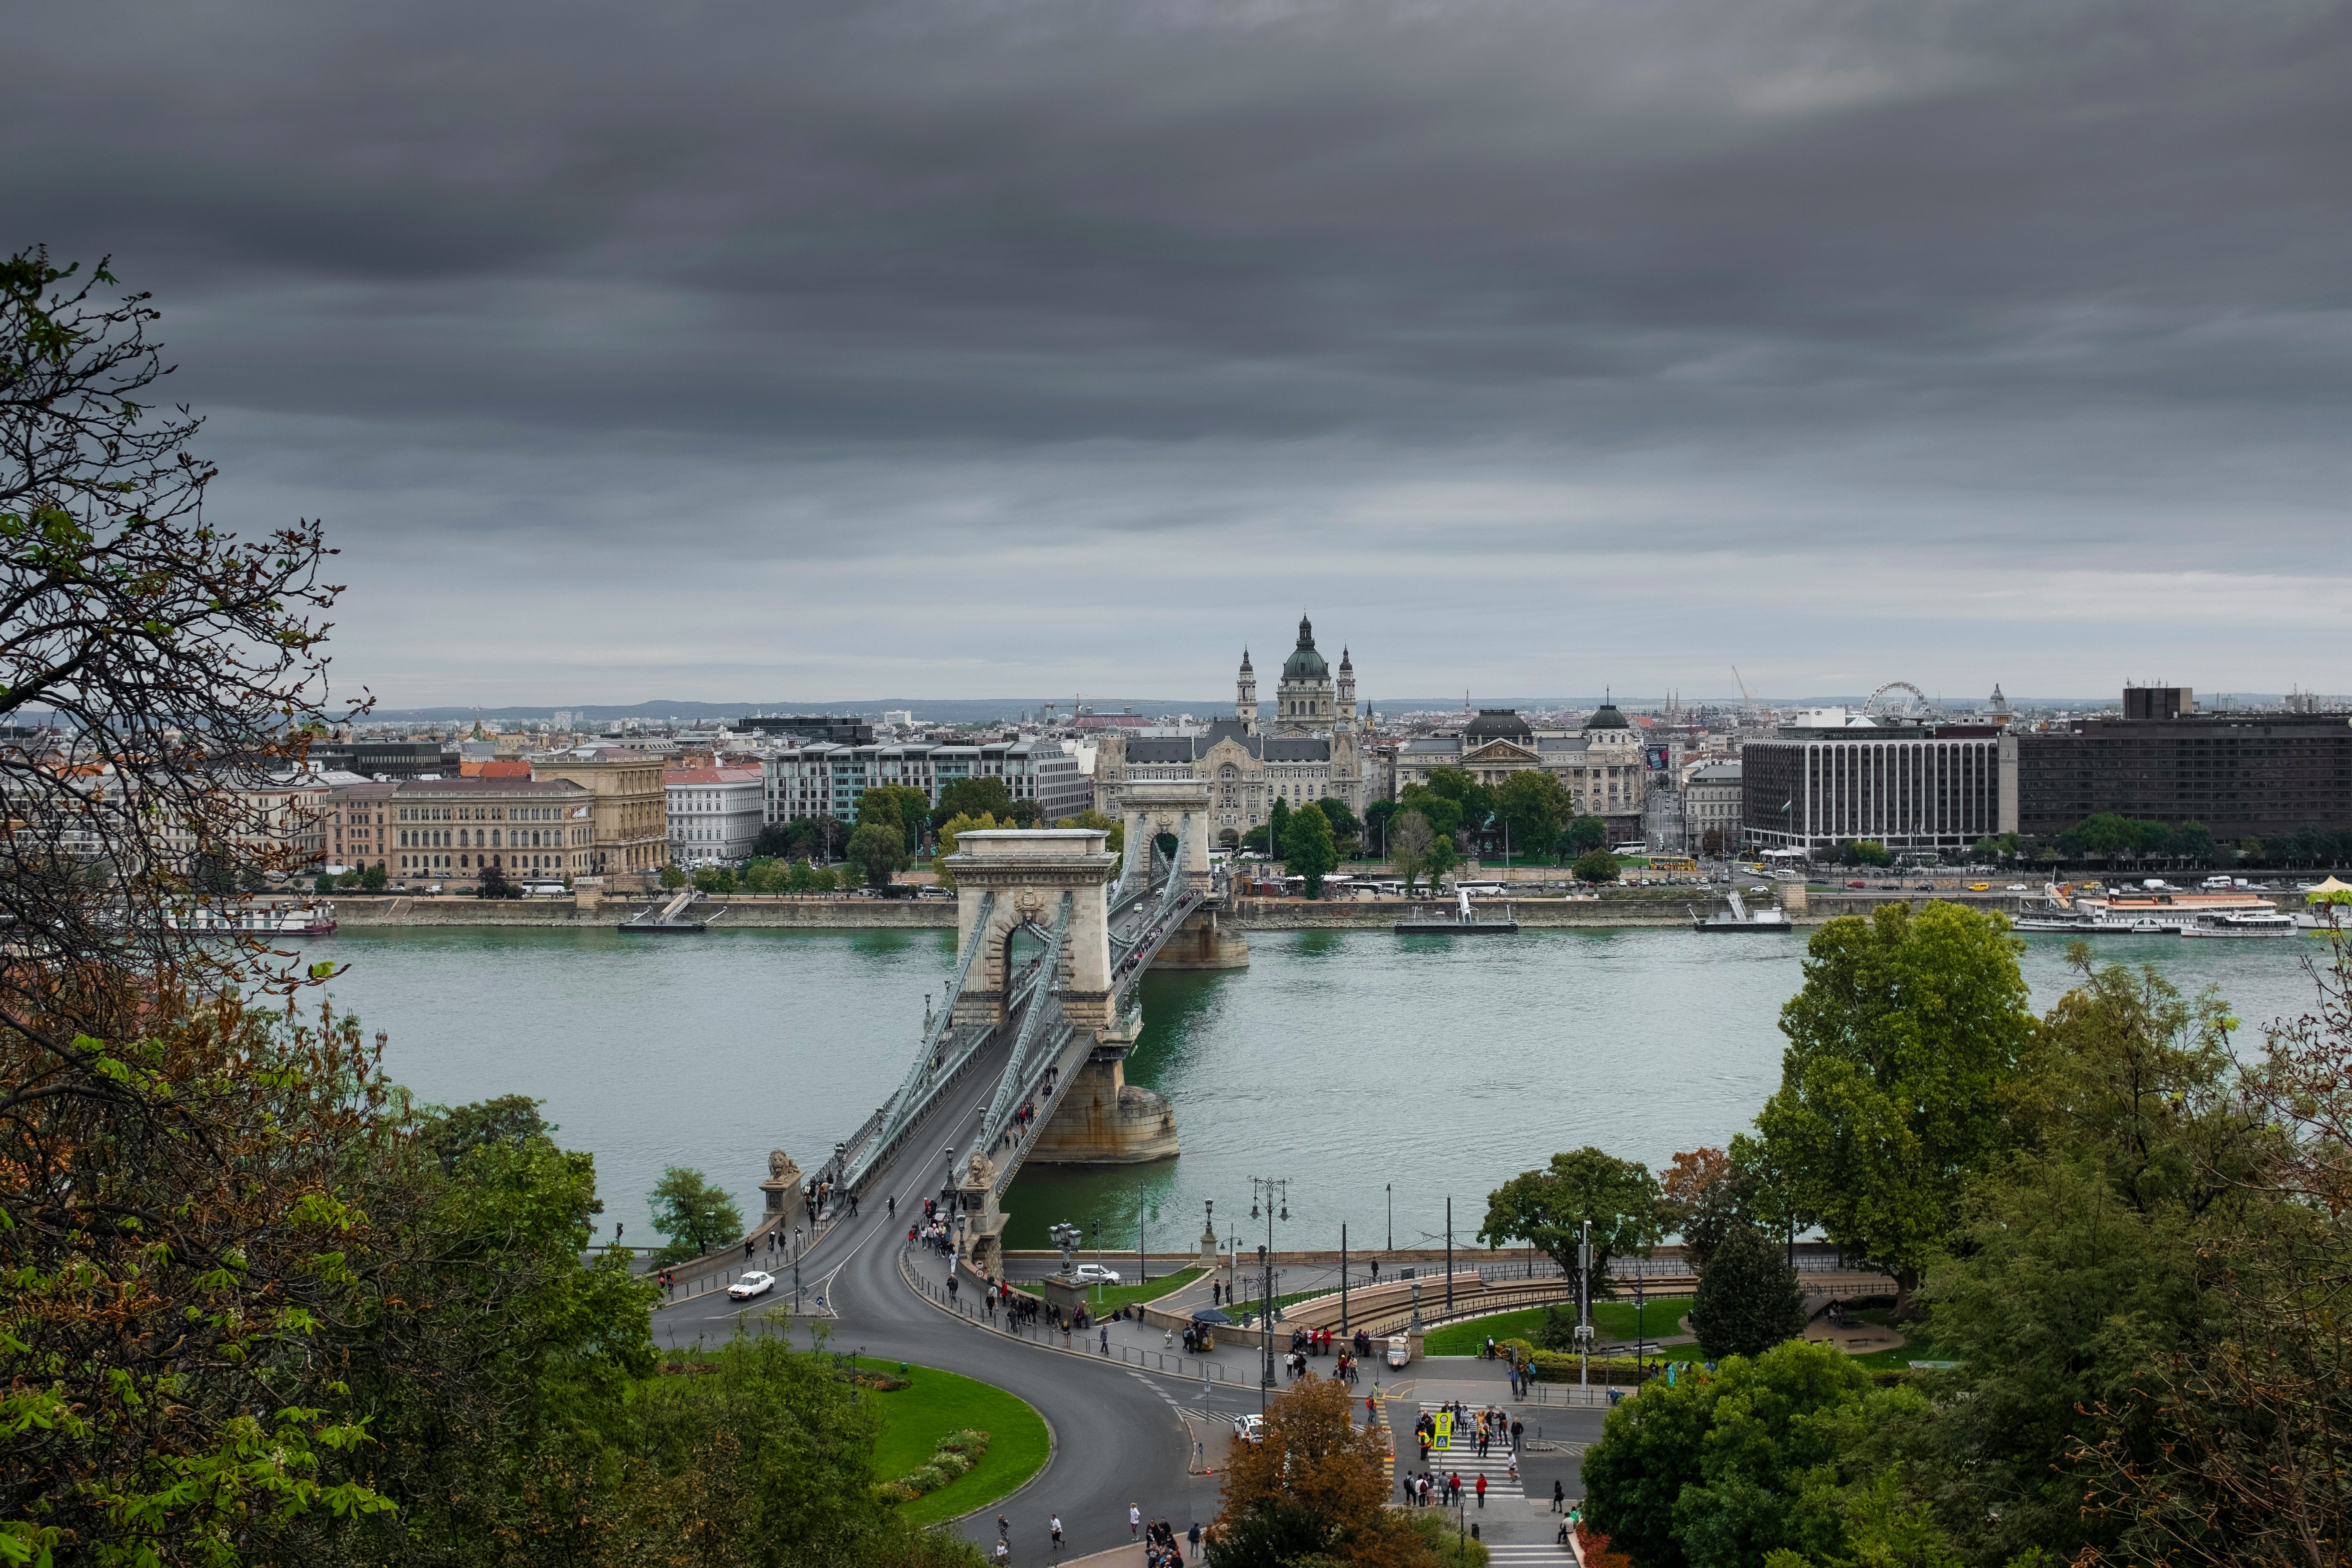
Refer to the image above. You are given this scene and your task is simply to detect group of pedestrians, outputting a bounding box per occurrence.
[1401,1468,1466,1509]
[987,1507,1198,1563]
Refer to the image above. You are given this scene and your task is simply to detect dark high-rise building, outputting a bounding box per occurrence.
[2002,694,2352,842]
[738,715,875,745]
[304,740,455,779]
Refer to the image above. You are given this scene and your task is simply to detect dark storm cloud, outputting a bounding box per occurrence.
[7,0,2350,702]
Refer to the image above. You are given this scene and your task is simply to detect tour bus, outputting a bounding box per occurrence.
[1649,855,1699,876]
[1612,842,1650,857]
[1455,881,1507,896]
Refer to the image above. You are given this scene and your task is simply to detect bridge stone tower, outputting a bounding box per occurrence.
[1114,781,1216,897]
[946,830,1118,1032]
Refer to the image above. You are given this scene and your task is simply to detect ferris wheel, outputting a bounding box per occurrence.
[1862,680,1931,716]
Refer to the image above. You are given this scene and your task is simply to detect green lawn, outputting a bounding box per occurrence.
[1422,1297,1693,1356]
[856,1358,1051,1526]
[1080,1265,1206,1316]
[1844,1309,1958,1372]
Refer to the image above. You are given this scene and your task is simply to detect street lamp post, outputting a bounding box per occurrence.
[1386,1183,1392,1253]
[1250,1176,1288,1405]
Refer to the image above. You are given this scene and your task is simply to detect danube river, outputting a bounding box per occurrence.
[312,924,2328,1256]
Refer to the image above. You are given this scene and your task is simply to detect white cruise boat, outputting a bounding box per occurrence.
[2181,910,2298,939]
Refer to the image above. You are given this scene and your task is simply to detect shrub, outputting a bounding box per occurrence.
[899,1465,948,1494]
[932,1450,973,1478]
[936,1430,991,1457]
[1499,1337,1537,1367]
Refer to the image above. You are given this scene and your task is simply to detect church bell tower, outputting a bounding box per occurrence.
[1236,648,1259,734]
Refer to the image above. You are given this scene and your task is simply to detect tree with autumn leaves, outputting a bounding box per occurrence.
[1212,1376,1480,1568]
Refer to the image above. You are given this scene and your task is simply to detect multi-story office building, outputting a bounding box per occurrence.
[2004,691,2352,842]
[764,738,1091,825]
[666,766,765,865]
[1682,760,1743,848]
[1742,713,2003,856]
[389,776,596,884]
[303,739,455,779]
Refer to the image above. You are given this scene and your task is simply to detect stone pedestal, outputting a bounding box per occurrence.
[1776,881,1809,916]
[1200,1228,1220,1267]
[572,876,604,913]
[1040,1273,1089,1319]
[759,1148,804,1231]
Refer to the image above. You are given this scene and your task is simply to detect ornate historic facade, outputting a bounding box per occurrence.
[1095,614,1365,844]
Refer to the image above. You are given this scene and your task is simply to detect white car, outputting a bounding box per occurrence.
[727,1270,775,1301]
[1231,1414,1265,1443]
[1072,1263,1122,1286]
[2005,884,2027,892]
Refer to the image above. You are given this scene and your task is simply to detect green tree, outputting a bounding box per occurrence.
[1425,831,1461,884]
[1388,810,1434,892]
[930,776,1013,831]
[1754,902,2036,1308]
[932,811,997,888]
[612,1337,988,1568]
[1002,797,1043,827]
[1363,798,1399,856]
[1702,827,1725,858]
[1659,1147,1752,1274]
[1283,802,1339,897]
[1573,848,1621,883]
[1267,796,1292,862]
[1311,796,1362,842]
[1053,808,1124,854]
[477,861,515,898]
[1477,1147,1663,1293]
[1495,770,1571,863]
[1688,1224,1809,1359]
[659,862,686,890]
[1397,783,1463,842]
[1581,1338,1886,1568]
[1561,815,1608,856]
[855,783,931,853]
[360,861,388,890]
[846,820,911,887]
[648,1167,744,1261]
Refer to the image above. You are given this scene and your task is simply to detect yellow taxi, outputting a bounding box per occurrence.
[1967,882,1991,891]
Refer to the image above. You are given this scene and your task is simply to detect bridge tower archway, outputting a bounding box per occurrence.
[1115,782,1215,894]
[943,830,1118,1031]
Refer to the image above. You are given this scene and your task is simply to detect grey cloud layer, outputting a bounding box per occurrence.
[9,0,2350,701]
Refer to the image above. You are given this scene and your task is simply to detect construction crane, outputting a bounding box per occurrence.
[1731,666,1758,726]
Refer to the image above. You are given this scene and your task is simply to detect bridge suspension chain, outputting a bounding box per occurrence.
[857,889,994,1177]
[970,891,1073,1168]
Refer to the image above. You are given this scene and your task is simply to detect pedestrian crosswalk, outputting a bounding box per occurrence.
[1481,1544,1577,1563]
[1395,1401,1526,1511]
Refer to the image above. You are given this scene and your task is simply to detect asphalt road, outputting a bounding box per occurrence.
[653,1108,1244,1558]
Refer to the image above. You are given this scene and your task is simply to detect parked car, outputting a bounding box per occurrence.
[1914,882,1935,891]
[2005,884,2028,892]
[1071,1263,1122,1286]
[1232,1414,1265,1443]
[1847,880,1866,889]
[916,886,955,900]
[727,1270,775,1301]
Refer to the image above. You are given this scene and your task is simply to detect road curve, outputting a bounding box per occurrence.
[655,1135,1231,1557]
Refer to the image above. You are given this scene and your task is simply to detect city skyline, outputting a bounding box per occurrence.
[9,0,2347,707]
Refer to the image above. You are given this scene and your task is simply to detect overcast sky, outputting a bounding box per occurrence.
[13,0,2349,708]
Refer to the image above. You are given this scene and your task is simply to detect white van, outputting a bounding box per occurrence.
[2202,875,2234,889]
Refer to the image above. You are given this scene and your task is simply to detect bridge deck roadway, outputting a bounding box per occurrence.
[652,1015,1231,1559]
[645,881,1238,1557]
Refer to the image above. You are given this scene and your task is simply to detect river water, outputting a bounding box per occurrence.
[312,925,2329,1257]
